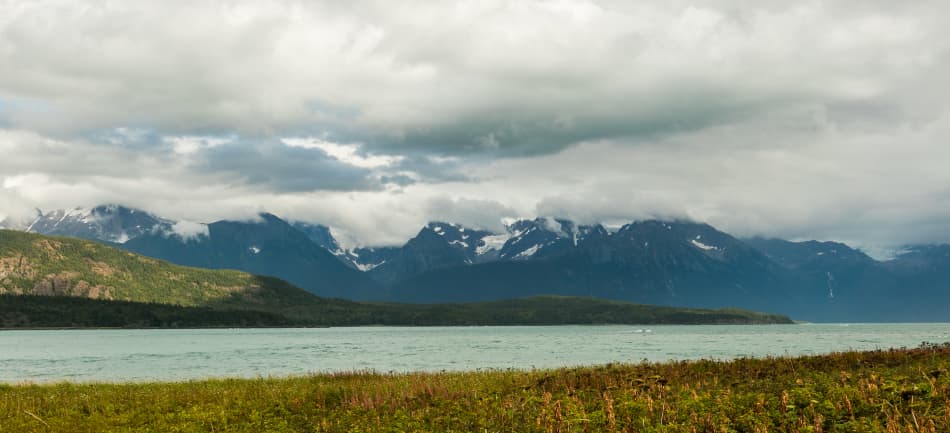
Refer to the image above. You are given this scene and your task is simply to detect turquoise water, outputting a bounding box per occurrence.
[2,324,949,383]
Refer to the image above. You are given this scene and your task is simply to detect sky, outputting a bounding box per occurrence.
[1,0,948,255]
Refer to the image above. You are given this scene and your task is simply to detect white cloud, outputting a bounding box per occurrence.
[168,220,209,241]
[166,135,232,155]
[281,137,403,168]
[0,1,948,252]
[0,1,944,153]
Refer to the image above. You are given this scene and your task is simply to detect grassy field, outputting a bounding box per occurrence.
[1,344,948,432]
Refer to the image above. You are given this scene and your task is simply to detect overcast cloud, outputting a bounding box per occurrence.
[1,0,948,254]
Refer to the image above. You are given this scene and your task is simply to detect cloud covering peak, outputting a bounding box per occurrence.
[1,0,948,252]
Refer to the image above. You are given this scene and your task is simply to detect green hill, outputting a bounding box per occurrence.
[0,230,793,327]
[0,229,313,306]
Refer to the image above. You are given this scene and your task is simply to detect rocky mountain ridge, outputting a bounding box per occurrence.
[4,205,949,322]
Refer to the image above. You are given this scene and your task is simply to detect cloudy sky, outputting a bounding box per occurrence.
[1,0,948,254]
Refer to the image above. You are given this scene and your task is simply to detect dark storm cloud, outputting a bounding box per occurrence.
[198,139,378,192]
[387,154,471,184]
[7,0,942,156]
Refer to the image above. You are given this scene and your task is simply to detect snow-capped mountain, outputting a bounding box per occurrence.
[364,222,496,284]
[496,217,608,260]
[356,219,610,283]
[386,219,803,318]
[346,246,401,271]
[7,203,950,321]
[5,206,377,299]
[290,221,405,272]
[13,205,173,244]
[120,213,380,299]
[606,220,753,264]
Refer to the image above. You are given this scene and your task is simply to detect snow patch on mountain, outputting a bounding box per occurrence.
[50,207,93,228]
[77,208,99,224]
[515,244,540,258]
[24,215,41,232]
[690,239,718,251]
[476,233,511,255]
[508,226,530,239]
[355,260,386,271]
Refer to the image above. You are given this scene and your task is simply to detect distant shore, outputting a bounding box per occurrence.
[1,294,794,328]
[0,321,796,331]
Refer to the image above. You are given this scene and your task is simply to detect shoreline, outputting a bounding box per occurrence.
[7,321,950,331]
[4,337,946,386]
[2,345,948,431]
[0,321,803,331]
[1,343,944,387]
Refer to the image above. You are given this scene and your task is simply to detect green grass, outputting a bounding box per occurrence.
[2,344,948,432]
[0,229,277,306]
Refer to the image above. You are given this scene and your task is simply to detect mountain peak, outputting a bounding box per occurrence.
[414,221,492,252]
[421,221,463,238]
[498,217,605,260]
[291,221,343,254]
[745,237,875,269]
[426,221,460,230]
[256,212,287,224]
[21,204,168,244]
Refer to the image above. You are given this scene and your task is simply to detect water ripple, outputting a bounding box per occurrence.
[1,323,949,383]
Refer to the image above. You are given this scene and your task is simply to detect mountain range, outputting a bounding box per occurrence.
[0,229,792,327]
[3,205,949,322]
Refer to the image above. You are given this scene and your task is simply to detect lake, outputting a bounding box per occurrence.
[2,323,949,383]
